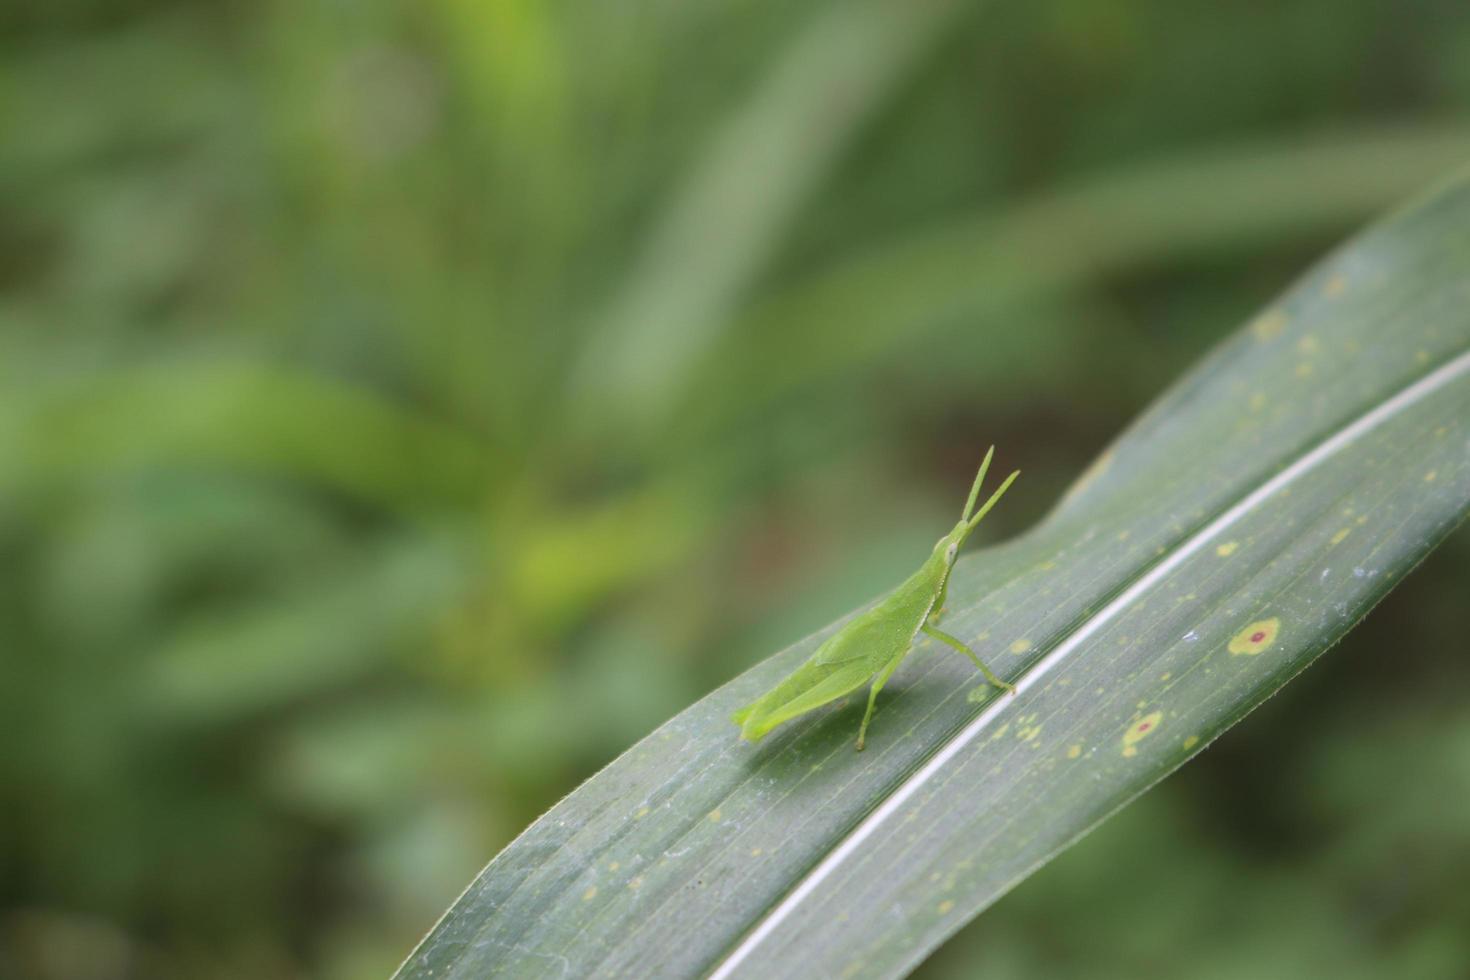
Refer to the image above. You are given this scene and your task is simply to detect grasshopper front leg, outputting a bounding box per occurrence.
[921,623,1016,693]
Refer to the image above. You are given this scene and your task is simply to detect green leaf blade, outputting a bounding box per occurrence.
[396,172,1470,980]
[714,353,1470,980]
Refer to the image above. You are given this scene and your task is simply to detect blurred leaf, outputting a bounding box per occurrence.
[500,476,722,636]
[394,171,1470,978]
[1,359,493,515]
[144,533,469,720]
[567,0,966,435]
[679,123,1470,440]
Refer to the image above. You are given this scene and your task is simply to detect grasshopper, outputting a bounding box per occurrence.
[732,448,1019,750]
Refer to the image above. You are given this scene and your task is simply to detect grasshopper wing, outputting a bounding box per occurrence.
[732,604,914,742]
[733,654,883,741]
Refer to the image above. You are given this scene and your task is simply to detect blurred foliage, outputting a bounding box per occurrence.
[2,1,1469,978]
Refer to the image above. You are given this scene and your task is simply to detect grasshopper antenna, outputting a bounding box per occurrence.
[965,468,1019,533]
[960,446,995,522]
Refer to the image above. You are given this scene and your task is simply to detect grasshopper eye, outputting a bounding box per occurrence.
[945,542,958,563]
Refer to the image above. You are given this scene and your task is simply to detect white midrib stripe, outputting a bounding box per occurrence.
[706,347,1470,979]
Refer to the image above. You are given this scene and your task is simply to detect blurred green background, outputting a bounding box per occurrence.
[4,1,1470,978]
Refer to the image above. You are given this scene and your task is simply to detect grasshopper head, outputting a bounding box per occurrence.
[935,447,1020,566]
[932,523,968,568]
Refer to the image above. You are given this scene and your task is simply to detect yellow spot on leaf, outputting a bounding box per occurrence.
[1251,310,1287,340]
[750,847,763,857]
[635,806,650,819]
[1416,350,1431,365]
[1248,392,1268,413]
[1067,744,1082,759]
[1330,527,1351,545]
[1323,274,1347,297]
[1297,335,1321,355]
[937,900,955,915]
[1183,735,1200,750]
[707,809,722,823]
[583,886,598,902]
[1229,617,1281,656]
[1424,470,1438,482]
[1122,711,1163,757]
[990,723,1010,741]
[1216,541,1239,557]
[1295,361,1315,379]
[1009,639,1032,655]
[628,876,644,890]
[1159,672,1172,681]
[608,861,620,872]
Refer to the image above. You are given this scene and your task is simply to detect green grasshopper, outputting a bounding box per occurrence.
[732,448,1019,751]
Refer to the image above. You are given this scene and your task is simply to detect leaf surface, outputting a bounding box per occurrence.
[397,172,1470,979]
